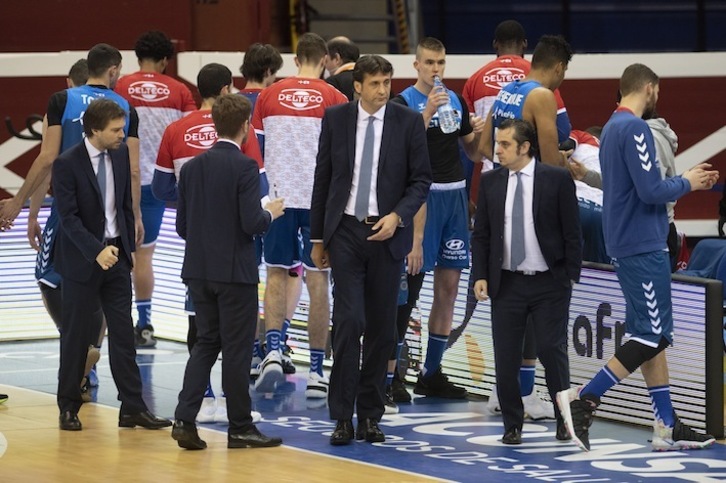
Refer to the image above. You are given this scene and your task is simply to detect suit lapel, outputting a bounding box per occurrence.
[80,144,104,206]
[495,167,508,228]
[377,103,395,170]
[111,151,124,208]
[532,162,543,224]
[347,102,357,174]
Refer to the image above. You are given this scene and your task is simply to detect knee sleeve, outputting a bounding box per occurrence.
[614,338,669,373]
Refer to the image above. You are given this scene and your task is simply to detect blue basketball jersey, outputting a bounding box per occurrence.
[60,85,131,152]
[37,85,132,286]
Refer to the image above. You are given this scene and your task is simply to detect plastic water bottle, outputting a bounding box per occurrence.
[433,75,458,134]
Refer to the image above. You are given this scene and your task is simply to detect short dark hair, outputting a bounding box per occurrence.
[134,30,175,62]
[296,32,328,65]
[620,63,659,97]
[197,63,232,99]
[352,55,393,84]
[327,39,360,64]
[68,58,88,87]
[87,43,122,78]
[498,118,536,157]
[240,43,283,82]
[416,37,445,58]
[212,94,252,139]
[494,20,526,45]
[531,35,573,70]
[83,98,126,137]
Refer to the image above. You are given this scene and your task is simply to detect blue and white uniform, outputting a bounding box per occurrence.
[600,107,691,346]
[395,86,472,272]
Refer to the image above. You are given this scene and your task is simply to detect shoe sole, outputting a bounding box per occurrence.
[329,437,353,446]
[384,404,399,414]
[356,433,385,443]
[556,391,589,452]
[305,387,328,399]
[254,363,284,393]
[228,440,282,448]
[413,388,468,399]
[652,438,716,452]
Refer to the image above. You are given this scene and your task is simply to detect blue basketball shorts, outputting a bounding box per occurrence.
[263,208,319,270]
[140,185,166,246]
[422,183,470,273]
[613,250,674,347]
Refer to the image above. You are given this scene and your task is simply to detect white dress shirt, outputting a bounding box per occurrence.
[502,158,548,272]
[344,102,386,217]
[85,138,119,239]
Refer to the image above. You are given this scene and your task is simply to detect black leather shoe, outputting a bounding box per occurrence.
[556,420,572,441]
[171,420,207,450]
[59,411,82,431]
[502,427,522,445]
[228,426,282,448]
[356,418,385,443]
[330,419,354,446]
[119,410,172,429]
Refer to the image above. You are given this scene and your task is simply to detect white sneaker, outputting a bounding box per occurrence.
[251,410,262,423]
[305,372,329,399]
[214,396,228,423]
[523,390,555,420]
[652,416,716,451]
[250,355,263,379]
[486,384,501,415]
[196,397,217,423]
[255,350,284,393]
[384,389,399,414]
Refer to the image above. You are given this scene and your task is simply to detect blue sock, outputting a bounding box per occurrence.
[253,339,265,359]
[310,349,325,377]
[649,385,675,427]
[204,382,214,398]
[136,299,151,328]
[386,371,394,386]
[581,365,620,399]
[281,318,291,341]
[395,340,404,363]
[265,329,281,353]
[422,333,448,377]
[519,364,536,397]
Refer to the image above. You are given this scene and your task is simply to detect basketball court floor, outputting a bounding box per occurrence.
[1,338,724,482]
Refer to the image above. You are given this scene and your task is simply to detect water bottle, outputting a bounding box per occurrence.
[433,75,458,134]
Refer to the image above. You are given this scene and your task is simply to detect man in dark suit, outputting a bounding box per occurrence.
[311,55,432,445]
[52,99,171,431]
[171,94,284,450]
[325,36,359,101]
[471,118,581,444]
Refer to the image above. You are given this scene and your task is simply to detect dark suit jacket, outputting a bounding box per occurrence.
[52,142,135,282]
[471,162,582,298]
[177,141,271,284]
[311,101,432,260]
[326,70,355,101]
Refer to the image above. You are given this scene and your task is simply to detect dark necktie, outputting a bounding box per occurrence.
[354,116,376,221]
[97,151,107,205]
[511,171,525,270]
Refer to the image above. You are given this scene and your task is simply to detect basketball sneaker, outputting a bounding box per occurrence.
[523,390,555,420]
[250,355,262,380]
[651,415,716,451]
[414,368,468,399]
[305,372,329,399]
[384,385,400,414]
[557,387,598,452]
[134,324,157,348]
[254,350,284,393]
[486,384,502,415]
[196,397,217,423]
[390,376,411,403]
